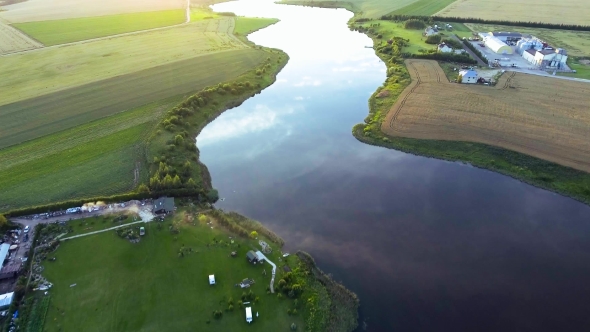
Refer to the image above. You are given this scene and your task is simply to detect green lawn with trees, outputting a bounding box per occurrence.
[34,209,357,332]
[13,10,186,45]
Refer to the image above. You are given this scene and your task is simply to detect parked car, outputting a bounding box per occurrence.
[23,226,30,233]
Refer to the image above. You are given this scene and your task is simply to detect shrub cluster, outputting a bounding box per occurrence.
[425,34,442,44]
[404,19,426,30]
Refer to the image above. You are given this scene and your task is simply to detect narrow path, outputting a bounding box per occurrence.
[1,0,192,57]
[450,34,486,66]
[61,220,145,241]
[256,252,277,293]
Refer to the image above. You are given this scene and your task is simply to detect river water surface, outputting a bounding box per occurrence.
[200,1,590,331]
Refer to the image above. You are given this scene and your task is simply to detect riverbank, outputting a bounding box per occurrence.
[11,207,358,332]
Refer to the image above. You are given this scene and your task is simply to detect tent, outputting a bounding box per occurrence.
[245,307,252,323]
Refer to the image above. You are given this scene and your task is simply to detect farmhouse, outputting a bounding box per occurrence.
[483,36,513,54]
[437,42,453,53]
[0,292,14,310]
[153,196,175,214]
[459,68,478,84]
[424,26,439,36]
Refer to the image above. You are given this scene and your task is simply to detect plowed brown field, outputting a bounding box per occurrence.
[383,60,590,172]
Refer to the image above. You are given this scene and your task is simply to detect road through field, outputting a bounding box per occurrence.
[383,59,590,172]
[0,18,42,54]
[1,0,192,56]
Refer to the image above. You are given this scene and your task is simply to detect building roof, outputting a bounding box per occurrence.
[246,307,252,319]
[491,31,522,37]
[539,49,555,55]
[255,251,265,261]
[0,264,20,274]
[438,42,450,48]
[246,251,257,260]
[525,49,536,55]
[459,69,478,77]
[0,292,13,308]
[153,196,174,212]
[0,243,10,264]
[484,36,513,54]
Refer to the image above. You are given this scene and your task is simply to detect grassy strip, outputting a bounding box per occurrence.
[277,0,357,12]
[25,295,51,332]
[389,0,457,16]
[144,49,289,198]
[13,10,186,45]
[352,22,590,206]
[560,57,590,79]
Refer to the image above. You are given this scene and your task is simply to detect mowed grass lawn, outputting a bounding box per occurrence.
[42,221,304,332]
[359,20,436,54]
[389,0,457,15]
[0,49,265,149]
[13,10,186,46]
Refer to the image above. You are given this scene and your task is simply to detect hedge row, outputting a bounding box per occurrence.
[404,52,478,64]
[380,14,590,32]
[459,35,489,64]
[4,188,202,218]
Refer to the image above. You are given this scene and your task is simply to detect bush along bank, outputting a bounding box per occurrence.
[353,24,590,206]
[143,49,289,202]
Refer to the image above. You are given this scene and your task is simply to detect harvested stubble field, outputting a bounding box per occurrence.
[383,60,590,172]
[0,19,42,54]
[436,0,589,26]
[0,19,246,107]
[0,0,185,23]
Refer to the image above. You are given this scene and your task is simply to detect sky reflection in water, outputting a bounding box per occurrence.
[200,1,590,331]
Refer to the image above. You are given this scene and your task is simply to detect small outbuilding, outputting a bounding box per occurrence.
[459,69,478,84]
[245,307,252,323]
[0,292,13,310]
[153,197,175,214]
[209,274,215,285]
[255,251,265,263]
[424,26,438,36]
[246,250,258,263]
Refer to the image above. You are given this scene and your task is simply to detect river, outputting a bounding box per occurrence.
[200,1,590,331]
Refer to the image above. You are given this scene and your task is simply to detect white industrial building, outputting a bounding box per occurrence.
[459,68,478,84]
[522,48,568,68]
[483,35,513,54]
[516,37,545,55]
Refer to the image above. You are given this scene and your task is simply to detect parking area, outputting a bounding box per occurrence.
[467,40,534,69]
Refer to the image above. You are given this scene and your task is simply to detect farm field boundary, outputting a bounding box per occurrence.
[435,0,589,26]
[0,18,43,54]
[0,48,265,149]
[382,59,590,173]
[0,0,186,23]
[12,9,187,46]
[0,19,246,106]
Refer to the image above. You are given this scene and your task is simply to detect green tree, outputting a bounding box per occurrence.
[207,189,219,203]
[198,214,208,223]
[174,135,184,145]
[250,231,258,238]
[186,178,197,188]
[137,184,150,193]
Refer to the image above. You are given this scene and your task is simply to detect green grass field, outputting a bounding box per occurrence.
[389,0,456,15]
[465,23,590,57]
[13,10,186,46]
[0,49,264,149]
[62,214,143,238]
[234,17,278,36]
[279,0,415,18]
[559,58,590,79]
[357,20,436,53]
[42,217,304,332]
[0,20,246,107]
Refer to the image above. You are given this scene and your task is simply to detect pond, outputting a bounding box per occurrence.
[199,1,590,330]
